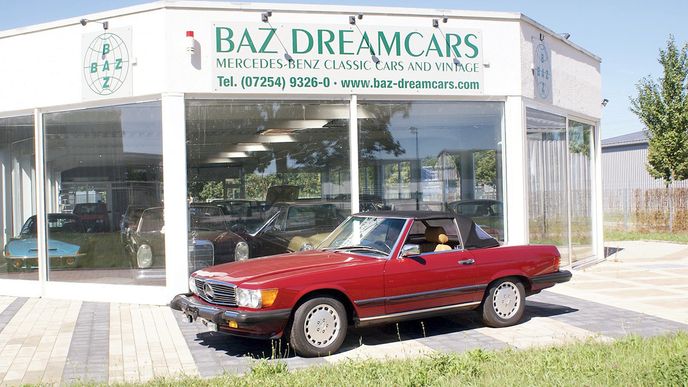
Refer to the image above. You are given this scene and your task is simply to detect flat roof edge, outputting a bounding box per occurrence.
[0,0,600,61]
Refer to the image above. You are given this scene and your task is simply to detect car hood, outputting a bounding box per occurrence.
[193,249,380,285]
[191,229,243,242]
[5,238,81,258]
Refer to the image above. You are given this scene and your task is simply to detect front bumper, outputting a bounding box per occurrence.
[4,256,81,271]
[171,294,291,339]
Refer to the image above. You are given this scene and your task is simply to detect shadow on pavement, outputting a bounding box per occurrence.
[189,299,578,359]
[604,246,624,258]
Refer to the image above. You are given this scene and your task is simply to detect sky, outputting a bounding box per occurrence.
[2,0,687,139]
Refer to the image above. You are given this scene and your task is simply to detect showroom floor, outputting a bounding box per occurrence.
[0,241,686,385]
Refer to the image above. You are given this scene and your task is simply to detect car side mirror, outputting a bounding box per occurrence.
[400,244,420,258]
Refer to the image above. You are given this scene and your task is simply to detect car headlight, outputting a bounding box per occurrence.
[137,245,153,268]
[235,287,278,309]
[234,241,249,261]
[188,276,198,294]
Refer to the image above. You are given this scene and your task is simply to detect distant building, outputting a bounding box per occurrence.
[602,130,688,190]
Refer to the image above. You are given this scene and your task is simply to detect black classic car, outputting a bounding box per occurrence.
[127,205,249,272]
[211,199,270,232]
[237,201,345,257]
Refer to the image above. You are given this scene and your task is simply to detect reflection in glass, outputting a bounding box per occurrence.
[526,108,569,262]
[44,102,164,285]
[186,101,351,258]
[568,120,594,262]
[0,116,38,280]
[357,102,504,240]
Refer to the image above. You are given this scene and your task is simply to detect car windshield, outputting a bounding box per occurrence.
[20,215,84,235]
[139,209,164,232]
[319,216,406,257]
[189,206,228,231]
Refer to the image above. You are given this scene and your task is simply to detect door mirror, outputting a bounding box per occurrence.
[400,243,420,257]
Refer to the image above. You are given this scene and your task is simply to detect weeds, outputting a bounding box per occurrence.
[130,333,688,387]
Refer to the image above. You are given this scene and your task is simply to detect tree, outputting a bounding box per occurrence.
[199,181,224,201]
[474,150,497,188]
[630,35,688,232]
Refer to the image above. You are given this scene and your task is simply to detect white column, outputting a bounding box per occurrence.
[0,149,9,243]
[161,93,189,297]
[503,96,528,245]
[349,95,359,215]
[34,109,48,284]
[593,122,604,260]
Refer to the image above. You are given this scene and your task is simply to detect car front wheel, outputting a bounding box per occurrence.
[481,278,525,328]
[289,297,347,357]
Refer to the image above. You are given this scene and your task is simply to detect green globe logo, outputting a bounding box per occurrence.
[83,32,130,95]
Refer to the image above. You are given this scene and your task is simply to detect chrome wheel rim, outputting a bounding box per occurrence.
[493,282,520,319]
[304,304,340,348]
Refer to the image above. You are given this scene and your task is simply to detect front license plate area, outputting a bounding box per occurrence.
[200,318,218,332]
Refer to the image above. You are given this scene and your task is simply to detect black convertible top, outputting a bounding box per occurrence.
[353,210,500,249]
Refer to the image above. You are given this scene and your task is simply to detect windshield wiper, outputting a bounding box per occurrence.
[325,245,389,256]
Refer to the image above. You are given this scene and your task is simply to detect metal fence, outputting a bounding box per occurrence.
[604,187,688,232]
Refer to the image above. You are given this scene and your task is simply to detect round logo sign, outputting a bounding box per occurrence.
[534,43,550,99]
[83,32,130,95]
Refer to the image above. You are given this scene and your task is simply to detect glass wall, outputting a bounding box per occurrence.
[186,100,350,261]
[527,108,596,265]
[358,102,504,240]
[0,116,38,280]
[568,120,594,261]
[43,102,164,285]
[527,108,569,260]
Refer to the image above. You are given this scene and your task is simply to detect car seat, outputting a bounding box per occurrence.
[420,226,452,253]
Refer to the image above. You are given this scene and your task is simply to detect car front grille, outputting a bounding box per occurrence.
[195,278,237,306]
[188,240,214,274]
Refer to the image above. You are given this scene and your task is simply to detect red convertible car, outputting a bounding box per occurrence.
[171,211,571,357]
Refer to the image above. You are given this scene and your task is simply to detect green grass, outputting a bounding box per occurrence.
[605,229,688,244]
[104,333,688,387]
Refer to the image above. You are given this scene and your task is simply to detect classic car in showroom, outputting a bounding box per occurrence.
[127,205,249,272]
[72,202,111,233]
[235,201,345,258]
[172,211,571,357]
[3,214,92,271]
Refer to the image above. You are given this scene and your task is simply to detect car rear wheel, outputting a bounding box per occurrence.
[289,297,347,357]
[481,278,525,328]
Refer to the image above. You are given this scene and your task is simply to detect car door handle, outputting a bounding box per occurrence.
[458,259,475,265]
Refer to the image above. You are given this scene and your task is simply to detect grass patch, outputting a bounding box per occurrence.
[605,229,688,244]
[118,333,688,387]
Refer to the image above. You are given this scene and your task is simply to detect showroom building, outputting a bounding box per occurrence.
[0,1,602,304]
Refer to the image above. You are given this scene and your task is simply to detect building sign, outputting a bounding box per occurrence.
[533,40,552,101]
[81,28,133,99]
[213,23,483,95]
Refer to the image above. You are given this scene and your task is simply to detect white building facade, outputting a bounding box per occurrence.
[0,1,602,304]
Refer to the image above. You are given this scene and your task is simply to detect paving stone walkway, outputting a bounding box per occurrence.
[0,240,685,385]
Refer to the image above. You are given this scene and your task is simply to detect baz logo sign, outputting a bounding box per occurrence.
[212,23,484,95]
[533,40,552,101]
[81,28,132,99]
